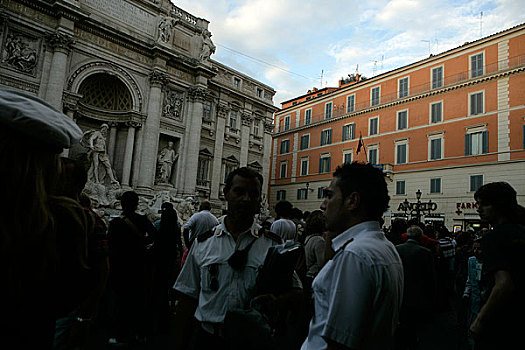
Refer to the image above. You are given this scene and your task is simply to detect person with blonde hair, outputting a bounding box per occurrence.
[0,89,85,348]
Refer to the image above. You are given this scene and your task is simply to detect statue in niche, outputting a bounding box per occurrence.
[157,16,175,43]
[199,29,216,61]
[2,33,37,73]
[156,141,179,185]
[163,90,183,120]
[81,124,119,185]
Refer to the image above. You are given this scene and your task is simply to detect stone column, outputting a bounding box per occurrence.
[131,126,144,187]
[182,86,207,195]
[45,32,74,110]
[107,122,118,163]
[137,71,168,191]
[263,121,274,194]
[121,121,138,187]
[240,112,252,167]
[210,104,229,200]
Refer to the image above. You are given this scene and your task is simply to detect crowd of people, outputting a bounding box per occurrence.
[1,89,524,350]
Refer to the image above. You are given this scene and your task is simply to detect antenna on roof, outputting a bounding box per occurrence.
[371,59,377,76]
[380,55,384,73]
[355,64,359,74]
[320,69,324,88]
[480,11,483,38]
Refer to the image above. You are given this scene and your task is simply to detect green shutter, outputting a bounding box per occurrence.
[465,134,471,156]
[482,131,488,154]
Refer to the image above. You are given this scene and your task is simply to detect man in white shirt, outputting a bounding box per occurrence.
[183,200,219,248]
[302,162,404,350]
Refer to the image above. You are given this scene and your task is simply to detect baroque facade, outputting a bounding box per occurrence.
[0,0,277,214]
[271,23,525,231]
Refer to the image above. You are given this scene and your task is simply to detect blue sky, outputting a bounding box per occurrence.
[174,0,524,107]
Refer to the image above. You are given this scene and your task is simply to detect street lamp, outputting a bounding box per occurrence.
[305,182,310,199]
[415,189,422,223]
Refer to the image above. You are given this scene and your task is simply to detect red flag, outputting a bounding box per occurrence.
[356,132,365,155]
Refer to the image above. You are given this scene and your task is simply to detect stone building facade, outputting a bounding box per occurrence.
[0,0,276,214]
[271,23,525,231]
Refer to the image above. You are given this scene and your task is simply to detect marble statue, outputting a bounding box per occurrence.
[199,29,216,61]
[156,141,178,184]
[158,16,175,43]
[177,196,195,223]
[81,124,119,185]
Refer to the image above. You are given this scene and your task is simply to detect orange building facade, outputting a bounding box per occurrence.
[270,24,525,230]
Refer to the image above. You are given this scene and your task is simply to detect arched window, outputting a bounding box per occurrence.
[79,73,132,111]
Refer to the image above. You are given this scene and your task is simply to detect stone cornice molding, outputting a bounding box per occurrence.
[76,103,146,125]
[46,31,74,53]
[149,70,169,87]
[125,120,142,128]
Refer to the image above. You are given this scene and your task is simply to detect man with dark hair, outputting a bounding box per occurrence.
[395,225,437,350]
[173,167,301,350]
[470,182,525,349]
[107,191,156,345]
[183,199,219,249]
[271,200,297,241]
[302,162,403,350]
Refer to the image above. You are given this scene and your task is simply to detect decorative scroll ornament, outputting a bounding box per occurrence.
[163,89,184,121]
[149,70,169,87]
[46,32,74,52]
[217,104,230,118]
[264,122,274,132]
[241,113,253,126]
[188,87,208,102]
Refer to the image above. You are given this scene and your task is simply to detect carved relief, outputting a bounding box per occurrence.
[241,113,253,127]
[163,89,184,121]
[157,16,176,44]
[1,31,39,75]
[264,121,274,133]
[217,103,230,119]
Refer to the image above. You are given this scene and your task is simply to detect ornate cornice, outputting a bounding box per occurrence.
[0,75,39,94]
[46,31,74,53]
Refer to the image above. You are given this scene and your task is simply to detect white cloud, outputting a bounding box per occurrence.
[174,0,525,106]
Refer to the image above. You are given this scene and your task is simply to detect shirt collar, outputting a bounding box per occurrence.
[218,216,261,238]
[332,221,381,252]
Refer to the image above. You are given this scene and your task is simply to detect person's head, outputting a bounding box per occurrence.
[223,167,263,219]
[321,162,389,234]
[57,157,88,200]
[391,219,408,235]
[121,191,139,213]
[305,210,326,236]
[291,207,303,221]
[274,200,293,219]
[167,141,174,148]
[473,238,483,261]
[199,200,212,211]
[406,225,423,242]
[475,182,518,224]
[100,123,109,135]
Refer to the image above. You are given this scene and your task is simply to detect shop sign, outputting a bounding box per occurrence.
[455,202,479,215]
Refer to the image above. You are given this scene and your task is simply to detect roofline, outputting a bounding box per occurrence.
[277,22,525,114]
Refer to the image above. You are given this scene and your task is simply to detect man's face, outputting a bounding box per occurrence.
[167,141,173,149]
[473,242,483,260]
[320,177,349,234]
[476,198,498,224]
[225,175,261,219]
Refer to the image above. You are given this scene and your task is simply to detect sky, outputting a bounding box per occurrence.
[174,0,524,107]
